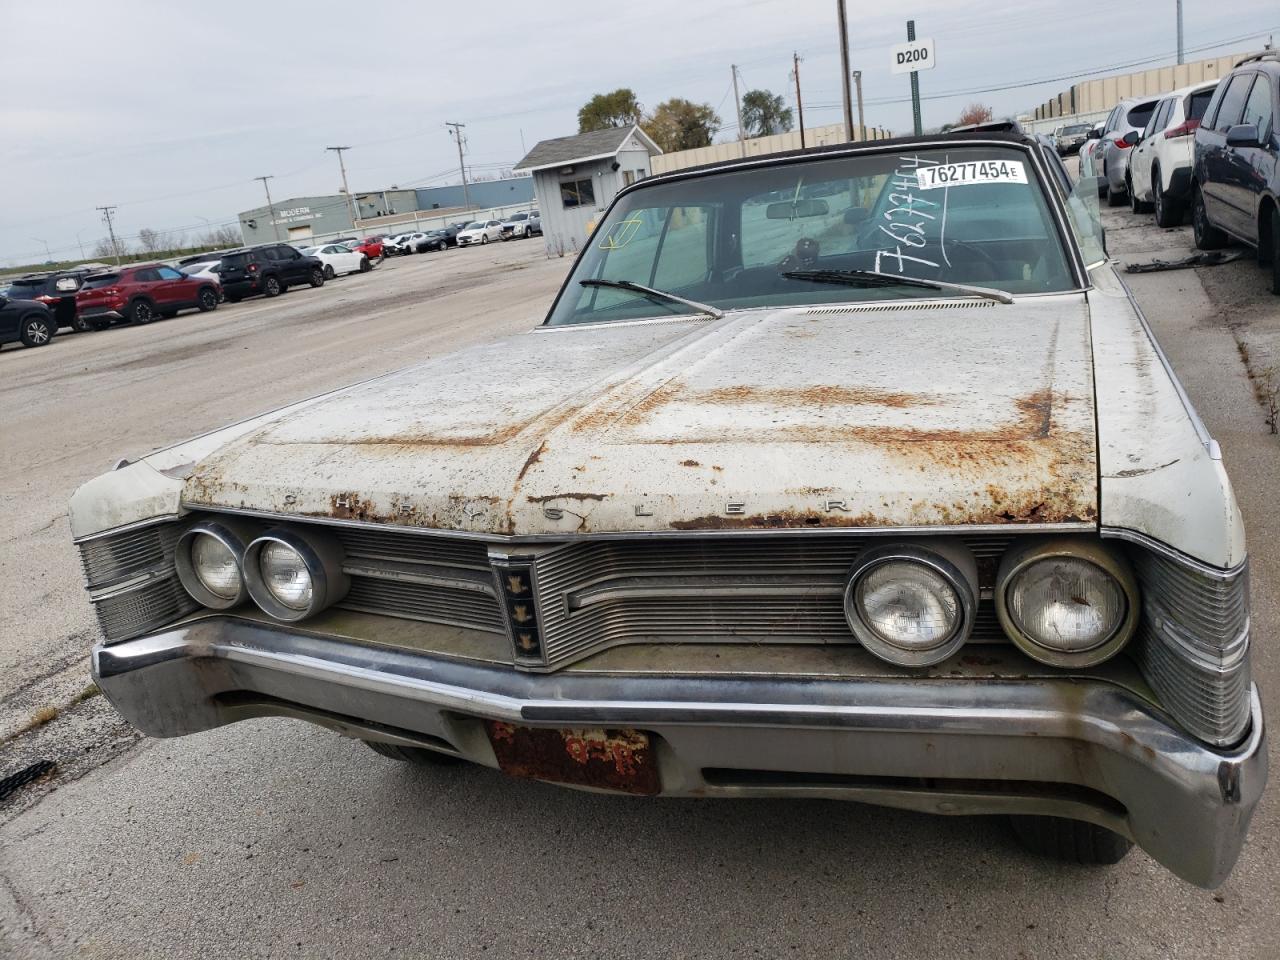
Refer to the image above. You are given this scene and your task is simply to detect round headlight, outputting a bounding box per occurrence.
[192,535,240,600]
[243,528,349,622]
[844,543,977,666]
[175,519,255,609]
[996,538,1139,667]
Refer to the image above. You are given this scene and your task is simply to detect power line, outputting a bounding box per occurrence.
[95,206,121,265]
[445,122,472,210]
[253,176,280,242]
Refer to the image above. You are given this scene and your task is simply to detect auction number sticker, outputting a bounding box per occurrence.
[915,160,1027,190]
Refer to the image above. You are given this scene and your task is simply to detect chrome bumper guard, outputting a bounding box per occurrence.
[93,617,1266,888]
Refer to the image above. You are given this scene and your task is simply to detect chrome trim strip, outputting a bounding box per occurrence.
[87,566,176,602]
[189,504,1097,543]
[342,558,496,596]
[1112,271,1220,460]
[74,513,182,545]
[1100,526,1246,580]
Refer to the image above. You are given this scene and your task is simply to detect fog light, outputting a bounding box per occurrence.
[844,542,977,666]
[244,528,349,622]
[996,538,1139,667]
[175,519,256,609]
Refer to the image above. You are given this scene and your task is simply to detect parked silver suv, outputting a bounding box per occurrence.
[1098,96,1162,205]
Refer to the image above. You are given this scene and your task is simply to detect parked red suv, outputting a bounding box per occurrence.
[76,264,221,327]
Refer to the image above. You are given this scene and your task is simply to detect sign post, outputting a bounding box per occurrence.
[889,22,935,135]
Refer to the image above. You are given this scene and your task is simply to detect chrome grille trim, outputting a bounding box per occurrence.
[78,521,196,643]
[79,522,181,590]
[1130,548,1251,747]
[526,536,1014,670]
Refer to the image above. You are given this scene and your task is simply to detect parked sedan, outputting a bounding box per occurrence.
[414,231,449,253]
[456,220,503,246]
[385,233,430,256]
[1127,80,1220,225]
[72,131,1264,890]
[0,293,56,348]
[1193,52,1280,293]
[299,243,370,279]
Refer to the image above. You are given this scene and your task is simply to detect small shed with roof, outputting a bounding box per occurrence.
[513,124,662,255]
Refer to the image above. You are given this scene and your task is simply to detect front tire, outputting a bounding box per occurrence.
[197,288,219,312]
[1010,816,1132,867]
[359,256,371,272]
[1152,167,1182,227]
[19,313,54,347]
[322,264,335,280]
[364,740,461,765]
[1192,184,1227,250]
[481,234,489,244]
[128,299,155,324]
[308,268,325,288]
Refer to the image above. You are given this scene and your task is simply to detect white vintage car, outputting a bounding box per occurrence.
[71,132,1264,888]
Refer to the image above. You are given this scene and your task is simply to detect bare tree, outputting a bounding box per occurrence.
[92,237,125,259]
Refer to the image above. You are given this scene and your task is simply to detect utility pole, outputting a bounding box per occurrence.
[907,20,923,136]
[446,122,472,210]
[1176,0,1184,64]
[96,206,121,264]
[731,64,746,156]
[254,176,280,241]
[792,52,806,149]
[326,146,359,229]
[837,0,855,142]
[32,237,51,262]
[853,70,865,140]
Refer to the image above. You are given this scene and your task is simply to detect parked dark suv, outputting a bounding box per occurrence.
[1192,52,1280,293]
[4,270,95,332]
[218,244,325,302]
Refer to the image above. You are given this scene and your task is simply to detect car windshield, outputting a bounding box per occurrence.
[179,263,213,275]
[1126,102,1157,128]
[1063,124,1090,134]
[545,144,1076,326]
[221,253,250,267]
[464,222,484,230]
[299,247,319,255]
[81,274,120,289]
[510,213,528,221]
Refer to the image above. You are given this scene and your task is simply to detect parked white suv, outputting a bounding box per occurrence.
[456,220,504,246]
[1127,80,1221,226]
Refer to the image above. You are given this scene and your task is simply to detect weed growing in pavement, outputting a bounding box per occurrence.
[1262,366,1280,435]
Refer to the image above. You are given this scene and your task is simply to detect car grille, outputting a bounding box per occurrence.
[524,535,1013,669]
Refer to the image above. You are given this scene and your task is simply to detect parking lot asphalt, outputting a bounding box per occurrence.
[3,202,1280,958]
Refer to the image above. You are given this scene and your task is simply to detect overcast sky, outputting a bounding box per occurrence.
[0,0,1275,266]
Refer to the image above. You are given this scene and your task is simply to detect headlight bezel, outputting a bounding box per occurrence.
[174,518,255,609]
[243,527,349,622]
[995,537,1140,668]
[843,541,977,667]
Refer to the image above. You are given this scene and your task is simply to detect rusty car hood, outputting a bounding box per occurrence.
[180,297,1098,535]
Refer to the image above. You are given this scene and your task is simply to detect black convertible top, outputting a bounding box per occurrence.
[639,130,1040,187]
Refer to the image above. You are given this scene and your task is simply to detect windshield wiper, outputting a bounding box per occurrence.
[579,278,724,319]
[780,269,1014,304]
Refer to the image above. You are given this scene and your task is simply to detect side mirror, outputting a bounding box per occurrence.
[1087,128,1102,140]
[1226,123,1261,148]
[843,206,871,225]
[1122,130,1140,146]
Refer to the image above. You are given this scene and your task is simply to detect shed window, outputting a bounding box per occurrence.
[561,178,596,209]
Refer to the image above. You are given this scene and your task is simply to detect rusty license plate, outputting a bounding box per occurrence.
[485,721,661,796]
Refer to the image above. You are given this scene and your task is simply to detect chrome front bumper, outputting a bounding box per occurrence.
[93,617,1267,888]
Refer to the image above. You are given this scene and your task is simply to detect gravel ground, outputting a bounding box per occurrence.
[1,196,1279,959]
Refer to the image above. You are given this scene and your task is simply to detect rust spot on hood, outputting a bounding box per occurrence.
[692,384,934,408]
[516,441,547,482]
